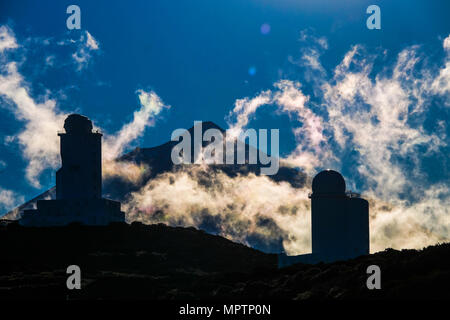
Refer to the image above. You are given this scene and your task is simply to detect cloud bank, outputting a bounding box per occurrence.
[124,165,312,254]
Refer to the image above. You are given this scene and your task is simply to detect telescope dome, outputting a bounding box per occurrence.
[312,170,346,194]
[64,114,93,134]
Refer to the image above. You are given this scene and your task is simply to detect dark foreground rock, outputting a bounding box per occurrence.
[0,222,449,300]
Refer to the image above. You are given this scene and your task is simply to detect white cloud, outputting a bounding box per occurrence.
[72,31,100,71]
[302,48,325,73]
[0,26,18,53]
[299,30,328,50]
[227,80,332,174]
[86,31,99,50]
[323,44,445,196]
[430,36,450,98]
[444,35,450,51]
[0,187,24,214]
[0,61,67,187]
[103,90,170,160]
[227,90,271,138]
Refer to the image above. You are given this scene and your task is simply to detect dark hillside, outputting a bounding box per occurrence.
[1,222,449,300]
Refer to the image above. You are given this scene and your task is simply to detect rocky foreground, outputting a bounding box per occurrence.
[1,222,449,300]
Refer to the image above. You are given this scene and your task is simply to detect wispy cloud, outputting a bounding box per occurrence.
[0,187,24,213]
[72,31,100,71]
[431,35,450,98]
[102,90,170,184]
[85,31,99,50]
[227,80,332,174]
[0,26,18,53]
[103,90,170,160]
[0,59,67,187]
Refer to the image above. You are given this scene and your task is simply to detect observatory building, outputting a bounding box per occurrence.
[278,170,369,267]
[20,114,125,226]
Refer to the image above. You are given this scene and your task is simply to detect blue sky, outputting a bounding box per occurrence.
[0,0,449,253]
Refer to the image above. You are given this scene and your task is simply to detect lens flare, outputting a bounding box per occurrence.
[260,23,271,35]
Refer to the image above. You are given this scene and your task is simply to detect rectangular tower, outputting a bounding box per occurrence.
[20,114,125,227]
[56,115,102,199]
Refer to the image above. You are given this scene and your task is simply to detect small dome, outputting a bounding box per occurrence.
[64,114,93,134]
[312,170,346,194]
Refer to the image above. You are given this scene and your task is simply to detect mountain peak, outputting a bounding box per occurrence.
[186,121,225,134]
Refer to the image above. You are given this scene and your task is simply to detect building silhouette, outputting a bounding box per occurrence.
[20,114,125,226]
[279,169,369,267]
